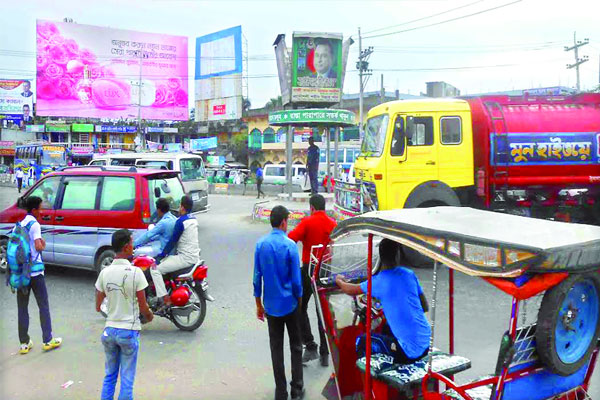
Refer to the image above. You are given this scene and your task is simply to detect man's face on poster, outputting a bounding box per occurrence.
[314,43,333,75]
[23,105,30,118]
[23,81,31,93]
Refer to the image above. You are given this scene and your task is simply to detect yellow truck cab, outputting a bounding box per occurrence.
[350,98,474,214]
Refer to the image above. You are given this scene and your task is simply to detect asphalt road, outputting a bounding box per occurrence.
[0,185,598,400]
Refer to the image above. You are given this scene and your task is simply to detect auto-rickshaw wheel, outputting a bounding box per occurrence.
[536,272,600,376]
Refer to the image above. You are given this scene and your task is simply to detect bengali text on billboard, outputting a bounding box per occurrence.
[36,20,188,120]
[0,80,34,124]
[195,26,243,122]
[292,32,342,104]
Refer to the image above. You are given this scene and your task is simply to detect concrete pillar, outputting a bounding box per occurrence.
[286,126,293,197]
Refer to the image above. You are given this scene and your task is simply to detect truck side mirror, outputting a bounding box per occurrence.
[406,116,415,139]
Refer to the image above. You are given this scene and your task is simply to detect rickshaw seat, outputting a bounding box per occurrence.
[356,349,471,391]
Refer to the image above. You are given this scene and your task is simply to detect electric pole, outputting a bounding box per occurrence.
[357,27,373,140]
[564,32,589,92]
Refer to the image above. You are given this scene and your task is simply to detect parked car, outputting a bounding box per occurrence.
[262,164,310,191]
[0,166,187,273]
[89,152,209,213]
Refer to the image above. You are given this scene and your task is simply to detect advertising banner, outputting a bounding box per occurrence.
[190,137,218,151]
[26,125,45,133]
[147,126,178,133]
[291,32,343,104]
[0,80,34,124]
[268,109,355,125]
[71,145,94,156]
[36,20,188,120]
[166,143,182,152]
[195,26,243,122]
[491,132,600,166]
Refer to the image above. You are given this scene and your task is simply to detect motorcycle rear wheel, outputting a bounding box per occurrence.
[171,287,207,331]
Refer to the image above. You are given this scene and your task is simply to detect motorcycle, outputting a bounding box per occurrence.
[100,255,214,331]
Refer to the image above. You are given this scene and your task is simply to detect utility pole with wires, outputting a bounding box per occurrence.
[564,32,589,92]
[357,27,373,140]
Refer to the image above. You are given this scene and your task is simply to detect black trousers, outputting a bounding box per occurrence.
[17,275,53,344]
[16,177,23,193]
[301,263,328,355]
[257,178,265,198]
[266,306,304,400]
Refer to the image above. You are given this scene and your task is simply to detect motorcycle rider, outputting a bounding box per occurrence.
[134,198,176,258]
[151,195,200,307]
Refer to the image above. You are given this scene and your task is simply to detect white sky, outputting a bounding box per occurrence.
[1,0,599,110]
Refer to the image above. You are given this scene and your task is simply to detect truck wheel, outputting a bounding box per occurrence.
[536,273,600,376]
[95,249,116,273]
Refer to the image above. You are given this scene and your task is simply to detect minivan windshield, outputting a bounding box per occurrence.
[360,114,389,157]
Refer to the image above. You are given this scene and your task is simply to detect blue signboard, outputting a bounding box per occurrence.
[491,132,599,166]
[190,137,218,151]
[166,143,182,152]
[97,125,137,133]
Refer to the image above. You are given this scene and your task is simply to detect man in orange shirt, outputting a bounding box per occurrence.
[288,194,337,366]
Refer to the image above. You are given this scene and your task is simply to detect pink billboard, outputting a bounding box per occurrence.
[36,20,188,120]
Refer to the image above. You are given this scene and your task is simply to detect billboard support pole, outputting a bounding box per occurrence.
[358,27,363,141]
[286,126,293,197]
[334,127,339,182]
[137,56,144,151]
[325,127,331,192]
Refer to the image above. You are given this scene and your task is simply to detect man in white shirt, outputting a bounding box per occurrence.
[95,229,154,400]
[17,196,62,354]
[15,167,24,193]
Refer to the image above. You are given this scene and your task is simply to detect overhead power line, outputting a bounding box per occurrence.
[363,0,523,39]
[362,0,487,35]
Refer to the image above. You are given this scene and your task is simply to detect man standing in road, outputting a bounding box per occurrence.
[15,167,24,193]
[288,194,336,366]
[256,166,265,199]
[254,205,305,400]
[95,229,154,400]
[16,196,62,354]
[307,137,320,194]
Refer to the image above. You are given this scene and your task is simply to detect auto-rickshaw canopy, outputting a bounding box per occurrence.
[330,207,600,277]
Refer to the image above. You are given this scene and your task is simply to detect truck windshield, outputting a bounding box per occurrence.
[360,114,389,157]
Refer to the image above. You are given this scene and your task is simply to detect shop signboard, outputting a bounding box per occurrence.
[26,125,45,133]
[147,126,178,133]
[45,124,71,132]
[72,123,94,132]
[96,125,137,133]
[190,137,218,151]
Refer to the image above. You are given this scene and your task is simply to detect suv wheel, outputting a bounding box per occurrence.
[95,249,116,273]
[0,238,8,274]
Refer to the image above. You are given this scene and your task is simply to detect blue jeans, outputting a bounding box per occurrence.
[101,327,140,400]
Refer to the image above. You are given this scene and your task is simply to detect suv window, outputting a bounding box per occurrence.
[137,160,172,170]
[60,177,100,210]
[440,117,462,145]
[89,160,105,166]
[148,176,185,215]
[180,158,205,181]
[28,176,61,209]
[408,117,434,146]
[100,177,135,211]
[111,158,136,166]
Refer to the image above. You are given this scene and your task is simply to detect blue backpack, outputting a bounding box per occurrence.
[6,221,36,292]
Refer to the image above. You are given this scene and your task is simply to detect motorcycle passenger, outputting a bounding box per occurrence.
[335,239,431,364]
[133,198,176,258]
[151,195,200,306]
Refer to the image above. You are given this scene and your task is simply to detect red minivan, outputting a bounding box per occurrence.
[0,166,186,272]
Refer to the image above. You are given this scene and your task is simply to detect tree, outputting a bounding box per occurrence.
[231,133,249,165]
[265,96,282,110]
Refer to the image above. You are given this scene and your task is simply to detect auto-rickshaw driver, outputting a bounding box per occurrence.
[335,238,431,364]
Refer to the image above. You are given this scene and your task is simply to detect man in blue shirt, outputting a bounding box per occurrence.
[134,198,176,258]
[336,239,431,364]
[254,205,304,400]
[306,137,320,194]
[255,166,265,199]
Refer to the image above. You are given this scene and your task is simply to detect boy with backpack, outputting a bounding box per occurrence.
[7,196,62,354]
